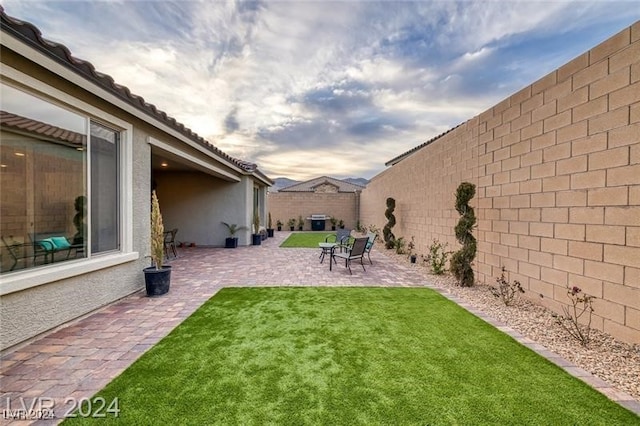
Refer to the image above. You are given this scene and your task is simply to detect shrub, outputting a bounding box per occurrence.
[427,239,450,275]
[383,197,396,249]
[367,224,380,239]
[553,286,596,347]
[394,237,406,254]
[490,266,524,306]
[450,182,477,286]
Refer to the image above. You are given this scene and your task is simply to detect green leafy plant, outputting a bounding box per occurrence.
[490,266,524,306]
[427,239,450,275]
[394,237,406,254]
[221,222,247,236]
[150,190,164,270]
[276,219,283,227]
[383,197,396,249]
[338,219,345,229]
[553,286,596,347]
[287,218,296,229]
[297,215,304,230]
[450,182,477,286]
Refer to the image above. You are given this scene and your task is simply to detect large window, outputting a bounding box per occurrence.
[0,83,122,274]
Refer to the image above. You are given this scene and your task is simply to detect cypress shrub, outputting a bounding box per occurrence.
[450,182,477,286]
[383,197,396,249]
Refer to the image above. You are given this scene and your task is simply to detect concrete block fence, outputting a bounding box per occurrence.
[359,22,640,344]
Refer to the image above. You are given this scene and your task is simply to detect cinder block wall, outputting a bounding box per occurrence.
[268,192,358,231]
[360,22,640,343]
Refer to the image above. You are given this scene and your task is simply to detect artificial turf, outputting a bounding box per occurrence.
[280,232,338,247]
[64,287,639,425]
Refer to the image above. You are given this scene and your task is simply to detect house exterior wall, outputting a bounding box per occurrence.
[155,172,254,247]
[360,22,640,343]
[268,192,359,230]
[0,122,150,350]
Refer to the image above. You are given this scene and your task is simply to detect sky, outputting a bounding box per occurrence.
[3,1,639,181]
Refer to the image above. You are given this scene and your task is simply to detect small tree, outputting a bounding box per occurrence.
[253,211,260,235]
[383,197,396,249]
[150,190,164,270]
[450,182,476,286]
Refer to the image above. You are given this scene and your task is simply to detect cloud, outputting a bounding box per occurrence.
[3,0,640,180]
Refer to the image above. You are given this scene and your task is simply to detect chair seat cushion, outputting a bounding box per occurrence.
[51,236,71,249]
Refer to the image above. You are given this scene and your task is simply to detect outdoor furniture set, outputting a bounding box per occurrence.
[319,230,378,274]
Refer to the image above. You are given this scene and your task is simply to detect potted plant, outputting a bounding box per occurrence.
[330,217,337,231]
[267,212,275,238]
[252,211,262,245]
[297,215,304,231]
[288,218,296,231]
[143,191,171,296]
[338,219,345,229]
[408,236,417,263]
[276,219,283,232]
[221,222,247,248]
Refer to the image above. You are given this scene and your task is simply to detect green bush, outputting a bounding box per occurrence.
[428,239,450,275]
[450,182,477,286]
[383,197,396,249]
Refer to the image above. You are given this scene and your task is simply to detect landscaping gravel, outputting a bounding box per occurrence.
[387,251,640,401]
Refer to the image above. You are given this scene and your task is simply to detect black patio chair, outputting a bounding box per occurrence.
[164,228,178,259]
[363,231,378,264]
[330,237,369,274]
[324,228,352,252]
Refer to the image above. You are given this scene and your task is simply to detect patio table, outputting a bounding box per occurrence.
[318,242,337,264]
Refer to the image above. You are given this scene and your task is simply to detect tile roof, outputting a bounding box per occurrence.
[0,6,271,184]
[279,176,366,192]
[385,122,465,166]
[1,110,86,147]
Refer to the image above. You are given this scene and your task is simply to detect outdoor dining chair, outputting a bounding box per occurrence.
[163,228,178,259]
[330,237,369,274]
[363,231,378,264]
[324,228,351,252]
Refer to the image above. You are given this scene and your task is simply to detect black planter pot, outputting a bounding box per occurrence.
[143,266,171,296]
[331,226,336,231]
[267,228,274,237]
[289,226,295,231]
[225,237,238,248]
[252,234,262,245]
[277,226,282,231]
[410,255,417,264]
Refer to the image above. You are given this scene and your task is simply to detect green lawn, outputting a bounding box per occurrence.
[64,287,638,425]
[280,232,338,247]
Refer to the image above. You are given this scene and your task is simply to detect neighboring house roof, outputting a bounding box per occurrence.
[385,122,465,167]
[279,176,366,193]
[0,6,272,186]
[1,110,86,147]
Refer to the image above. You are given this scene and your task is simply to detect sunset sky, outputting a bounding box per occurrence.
[3,1,639,180]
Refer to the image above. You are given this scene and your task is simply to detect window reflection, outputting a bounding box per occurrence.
[1,83,87,272]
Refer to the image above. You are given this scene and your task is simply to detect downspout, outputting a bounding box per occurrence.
[355,189,361,229]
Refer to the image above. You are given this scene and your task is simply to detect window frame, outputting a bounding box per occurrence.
[0,68,137,296]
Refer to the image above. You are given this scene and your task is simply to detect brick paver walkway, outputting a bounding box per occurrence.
[1,231,638,424]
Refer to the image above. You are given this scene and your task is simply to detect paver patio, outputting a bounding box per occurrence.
[1,231,638,424]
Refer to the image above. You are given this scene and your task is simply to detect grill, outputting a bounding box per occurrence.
[308,214,329,231]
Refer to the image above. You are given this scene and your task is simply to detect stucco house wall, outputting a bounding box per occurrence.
[0,10,272,350]
[360,22,640,343]
[156,173,258,247]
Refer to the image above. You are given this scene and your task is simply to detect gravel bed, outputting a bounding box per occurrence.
[386,250,640,401]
